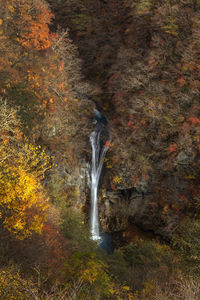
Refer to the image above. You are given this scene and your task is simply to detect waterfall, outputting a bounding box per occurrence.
[90,122,109,241]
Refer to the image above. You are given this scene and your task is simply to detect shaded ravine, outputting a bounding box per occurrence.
[47,0,129,107]
[47,0,167,244]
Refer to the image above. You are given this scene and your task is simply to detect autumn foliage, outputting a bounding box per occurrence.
[1,0,200,299]
[0,99,52,239]
[50,0,200,239]
[0,164,48,239]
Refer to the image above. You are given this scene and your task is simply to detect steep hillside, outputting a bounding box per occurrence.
[1,0,200,299]
[47,0,200,239]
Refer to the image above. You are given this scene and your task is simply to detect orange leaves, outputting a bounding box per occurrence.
[148,57,158,69]
[20,27,51,50]
[124,28,131,35]
[16,131,23,141]
[105,140,111,147]
[1,0,73,124]
[15,0,53,50]
[127,114,136,130]
[58,82,64,90]
[169,143,177,153]
[59,61,65,71]
[19,19,51,50]
[127,119,136,130]
[2,136,9,146]
[187,117,200,126]
[177,77,186,87]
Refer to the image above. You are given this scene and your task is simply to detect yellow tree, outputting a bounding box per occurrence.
[0,163,49,239]
[0,99,51,239]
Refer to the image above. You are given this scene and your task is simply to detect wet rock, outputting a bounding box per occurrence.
[99,233,114,254]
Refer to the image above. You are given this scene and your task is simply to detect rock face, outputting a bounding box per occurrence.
[97,168,188,240]
[68,161,91,211]
[98,189,172,240]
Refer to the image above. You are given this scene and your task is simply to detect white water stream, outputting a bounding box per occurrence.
[90,124,109,241]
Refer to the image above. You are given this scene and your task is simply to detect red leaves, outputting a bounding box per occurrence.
[59,61,65,71]
[105,140,110,147]
[179,195,187,202]
[128,120,132,127]
[127,120,136,130]
[43,222,66,272]
[169,143,177,153]
[111,183,116,190]
[187,117,200,126]
[177,77,186,87]
[127,114,136,130]
[49,105,55,112]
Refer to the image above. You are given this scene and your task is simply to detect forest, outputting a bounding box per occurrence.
[0,0,200,299]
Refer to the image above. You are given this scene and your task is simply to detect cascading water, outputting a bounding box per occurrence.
[90,121,109,241]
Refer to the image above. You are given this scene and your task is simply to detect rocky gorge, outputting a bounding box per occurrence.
[1,0,200,298]
[46,0,200,245]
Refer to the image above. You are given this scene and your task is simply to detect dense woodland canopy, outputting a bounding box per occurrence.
[0,0,200,299]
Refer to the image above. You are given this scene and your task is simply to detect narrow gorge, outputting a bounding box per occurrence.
[1,0,200,298]
[47,0,196,242]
